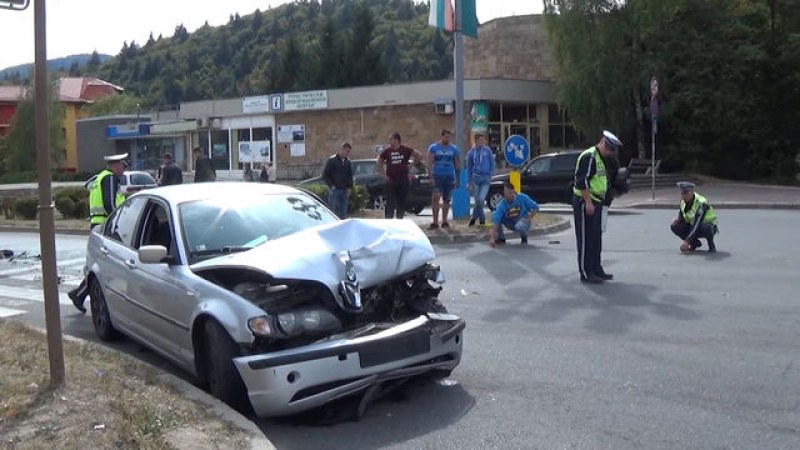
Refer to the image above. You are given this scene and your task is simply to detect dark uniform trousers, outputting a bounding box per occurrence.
[670,221,717,246]
[573,196,603,278]
[384,178,410,219]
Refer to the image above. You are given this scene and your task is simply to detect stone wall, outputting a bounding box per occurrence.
[465,15,554,81]
[274,104,460,169]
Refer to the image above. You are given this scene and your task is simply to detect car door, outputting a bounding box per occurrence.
[96,196,148,333]
[520,155,559,203]
[123,199,197,364]
[550,153,581,203]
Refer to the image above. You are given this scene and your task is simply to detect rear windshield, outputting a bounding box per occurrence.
[129,173,156,185]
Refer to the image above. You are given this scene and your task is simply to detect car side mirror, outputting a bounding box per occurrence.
[139,245,170,264]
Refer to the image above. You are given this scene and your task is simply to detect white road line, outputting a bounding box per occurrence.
[0,286,72,305]
[0,306,27,318]
[0,258,85,277]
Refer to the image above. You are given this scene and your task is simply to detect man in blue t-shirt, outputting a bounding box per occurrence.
[427,129,460,229]
[490,181,540,247]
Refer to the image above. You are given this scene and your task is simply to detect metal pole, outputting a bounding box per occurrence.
[34,0,66,386]
[651,121,655,201]
[452,0,469,219]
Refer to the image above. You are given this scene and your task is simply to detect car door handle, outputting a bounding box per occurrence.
[124,259,136,270]
[100,246,109,256]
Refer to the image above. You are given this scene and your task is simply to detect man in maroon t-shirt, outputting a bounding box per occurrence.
[377,132,423,219]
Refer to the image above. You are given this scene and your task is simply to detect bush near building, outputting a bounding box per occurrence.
[13,197,38,220]
[300,184,368,214]
[54,186,89,219]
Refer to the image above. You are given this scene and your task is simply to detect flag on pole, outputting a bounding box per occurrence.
[460,0,478,38]
[428,0,454,32]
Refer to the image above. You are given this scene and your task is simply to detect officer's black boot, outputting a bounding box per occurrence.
[707,236,716,253]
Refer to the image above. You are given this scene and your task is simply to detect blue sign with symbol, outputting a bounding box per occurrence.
[503,134,530,166]
[269,94,284,111]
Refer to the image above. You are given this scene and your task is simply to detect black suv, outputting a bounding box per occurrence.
[299,158,433,214]
[487,150,629,209]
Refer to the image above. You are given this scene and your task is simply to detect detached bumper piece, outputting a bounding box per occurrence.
[233,314,465,418]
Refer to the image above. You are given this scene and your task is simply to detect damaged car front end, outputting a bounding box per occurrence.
[192,217,464,418]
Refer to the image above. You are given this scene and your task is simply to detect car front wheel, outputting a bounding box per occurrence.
[487,190,504,211]
[89,278,121,341]
[203,320,250,412]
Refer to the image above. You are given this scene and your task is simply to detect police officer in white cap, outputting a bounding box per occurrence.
[69,153,128,313]
[671,181,718,253]
[572,130,622,283]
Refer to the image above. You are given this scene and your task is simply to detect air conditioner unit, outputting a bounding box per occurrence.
[434,101,454,115]
[210,118,222,129]
[196,116,209,128]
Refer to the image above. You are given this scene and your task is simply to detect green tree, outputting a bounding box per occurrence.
[315,14,343,88]
[343,1,387,87]
[86,94,144,117]
[5,81,65,172]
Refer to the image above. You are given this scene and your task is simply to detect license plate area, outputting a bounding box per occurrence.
[359,329,430,368]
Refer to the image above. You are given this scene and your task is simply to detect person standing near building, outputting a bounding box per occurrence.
[572,130,622,284]
[322,141,354,219]
[670,181,719,253]
[489,181,539,247]
[427,130,460,229]
[466,131,496,227]
[159,152,183,186]
[259,162,271,183]
[377,132,423,219]
[193,146,216,182]
[69,153,128,314]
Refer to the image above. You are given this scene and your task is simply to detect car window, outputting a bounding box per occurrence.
[103,197,147,247]
[130,173,156,185]
[179,192,339,262]
[529,157,552,175]
[118,175,128,186]
[552,153,580,172]
[353,162,375,176]
[139,202,174,256]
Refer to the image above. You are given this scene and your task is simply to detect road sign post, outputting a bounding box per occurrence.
[504,135,530,193]
[650,76,659,201]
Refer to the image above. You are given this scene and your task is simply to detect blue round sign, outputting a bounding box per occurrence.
[503,134,530,167]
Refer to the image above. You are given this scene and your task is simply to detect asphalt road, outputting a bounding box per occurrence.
[2,209,799,449]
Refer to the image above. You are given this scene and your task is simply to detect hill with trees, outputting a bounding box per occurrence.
[0,52,112,82]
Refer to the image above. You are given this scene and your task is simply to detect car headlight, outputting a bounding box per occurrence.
[276,309,341,337]
[247,316,272,337]
[424,263,446,284]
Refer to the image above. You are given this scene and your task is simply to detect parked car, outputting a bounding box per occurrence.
[487,151,629,209]
[84,170,158,196]
[81,182,464,417]
[299,158,432,214]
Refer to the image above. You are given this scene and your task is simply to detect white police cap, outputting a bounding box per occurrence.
[677,181,696,192]
[104,153,128,163]
[602,130,622,150]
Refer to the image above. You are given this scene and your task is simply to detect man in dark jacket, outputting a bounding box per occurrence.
[192,146,216,182]
[322,141,354,219]
[159,152,183,186]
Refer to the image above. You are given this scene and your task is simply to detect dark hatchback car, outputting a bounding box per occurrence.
[299,158,433,214]
[487,150,629,209]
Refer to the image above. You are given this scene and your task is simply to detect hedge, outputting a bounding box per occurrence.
[53,186,89,219]
[13,197,39,220]
[300,184,368,214]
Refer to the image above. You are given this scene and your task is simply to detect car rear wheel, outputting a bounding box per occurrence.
[371,193,387,211]
[89,278,121,341]
[487,190,504,211]
[203,320,250,412]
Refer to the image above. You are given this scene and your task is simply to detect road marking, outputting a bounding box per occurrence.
[0,258,85,277]
[0,306,27,318]
[0,286,72,305]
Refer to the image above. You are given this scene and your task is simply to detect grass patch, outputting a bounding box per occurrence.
[0,320,253,450]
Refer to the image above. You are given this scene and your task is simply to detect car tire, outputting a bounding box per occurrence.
[371,193,387,211]
[203,320,251,412]
[410,204,426,215]
[89,278,121,342]
[487,190,504,211]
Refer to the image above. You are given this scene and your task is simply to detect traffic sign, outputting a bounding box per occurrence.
[503,134,530,167]
[269,94,284,112]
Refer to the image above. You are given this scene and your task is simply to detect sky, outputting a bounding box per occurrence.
[0,0,542,70]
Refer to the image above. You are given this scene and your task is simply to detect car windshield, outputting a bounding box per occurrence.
[179,192,339,262]
[129,173,156,185]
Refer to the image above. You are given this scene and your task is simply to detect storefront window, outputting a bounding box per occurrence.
[210,129,229,170]
[489,104,502,122]
[502,104,527,123]
[233,129,251,169]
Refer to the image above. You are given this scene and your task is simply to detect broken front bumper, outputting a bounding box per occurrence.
[233,314,465,418]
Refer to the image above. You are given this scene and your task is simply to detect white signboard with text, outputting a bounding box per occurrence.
[242,96,269,114]
[238,140,271,163]
[284,90,328,111]
[277,124,305,144]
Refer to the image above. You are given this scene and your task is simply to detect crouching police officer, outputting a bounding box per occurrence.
[69,153,128,313]
[671,181,718,253]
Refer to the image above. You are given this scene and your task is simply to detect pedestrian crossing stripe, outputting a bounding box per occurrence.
[0,286,72,305]
[0,306,26,318]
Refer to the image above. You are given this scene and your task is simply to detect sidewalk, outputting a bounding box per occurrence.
[614,181,800,210]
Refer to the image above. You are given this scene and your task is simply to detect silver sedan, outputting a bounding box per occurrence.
[83,182,464,417]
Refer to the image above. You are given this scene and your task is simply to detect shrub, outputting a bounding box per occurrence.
[54,186,89,219]
[13,196,39,220]
[298,184,368,214]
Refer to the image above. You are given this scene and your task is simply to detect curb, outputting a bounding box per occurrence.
[423,215,571,245]
[49,330,276,450]
[620,202,800,210]
[0,226,90,236]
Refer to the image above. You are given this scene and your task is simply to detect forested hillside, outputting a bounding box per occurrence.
[84,0,452,108]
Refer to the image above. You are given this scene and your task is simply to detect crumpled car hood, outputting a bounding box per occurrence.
[191,218,435,288]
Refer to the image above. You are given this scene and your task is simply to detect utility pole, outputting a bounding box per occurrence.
[33,0,66,386]
[451,0,469,219]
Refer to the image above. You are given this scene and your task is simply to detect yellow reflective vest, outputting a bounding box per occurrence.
[680,193,718,226]
[89,170,125,225]
[572,147,607,202]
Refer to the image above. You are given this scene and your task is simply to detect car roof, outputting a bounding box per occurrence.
[130,181,305,205]
[538,150,583,158]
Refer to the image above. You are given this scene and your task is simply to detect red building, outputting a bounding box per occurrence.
[0,86,26,137]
